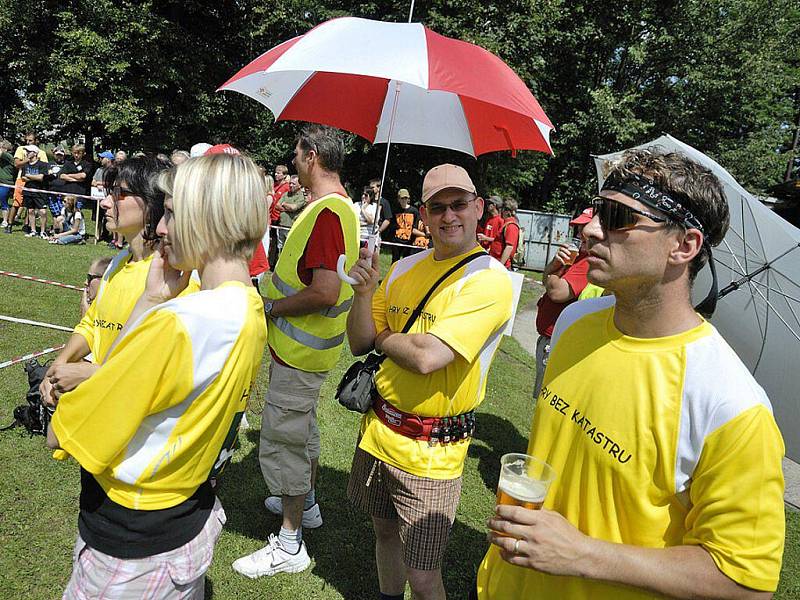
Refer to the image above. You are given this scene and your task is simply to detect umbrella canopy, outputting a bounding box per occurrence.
[594,135,800,461]
[218,17,553,157]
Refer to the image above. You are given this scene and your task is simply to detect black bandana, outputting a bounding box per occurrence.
[602,171,719,317]
[601,172,705,233]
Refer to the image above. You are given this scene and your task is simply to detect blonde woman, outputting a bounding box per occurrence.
[48,153,268,599]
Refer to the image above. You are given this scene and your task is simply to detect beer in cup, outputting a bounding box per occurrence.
[564,237,581,265]
[496,453,556,510]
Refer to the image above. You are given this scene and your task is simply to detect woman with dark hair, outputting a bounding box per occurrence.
[48,153,268,599]
[40,155,190,404]
[359,185,376,240]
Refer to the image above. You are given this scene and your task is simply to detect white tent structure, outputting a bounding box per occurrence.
[595,135,800,462]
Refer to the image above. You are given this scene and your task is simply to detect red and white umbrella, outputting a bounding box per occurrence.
[218,17,553,157]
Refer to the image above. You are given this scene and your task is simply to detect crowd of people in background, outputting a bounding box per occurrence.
[1,131,525,271]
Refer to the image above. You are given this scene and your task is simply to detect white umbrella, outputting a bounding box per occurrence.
[594,135,800,461]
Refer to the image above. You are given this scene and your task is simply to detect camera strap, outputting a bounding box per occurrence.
[398,250,488,336]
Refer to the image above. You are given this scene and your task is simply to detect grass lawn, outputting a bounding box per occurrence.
[0,222,797,599]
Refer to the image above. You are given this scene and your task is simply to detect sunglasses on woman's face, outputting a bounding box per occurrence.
[590,196,669,231]
[86,273,103,285]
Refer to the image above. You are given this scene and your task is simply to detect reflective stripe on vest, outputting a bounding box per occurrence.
[271,271,353,318]
[266,193,360,372]
[270,316,346,350]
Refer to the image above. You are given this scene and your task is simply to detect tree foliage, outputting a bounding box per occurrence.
[1,0,796,212]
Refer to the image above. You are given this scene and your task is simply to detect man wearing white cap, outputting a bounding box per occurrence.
[531,206,594,400]
[21,145,51,238]
[344,164,513,600]
[6,132,48,234]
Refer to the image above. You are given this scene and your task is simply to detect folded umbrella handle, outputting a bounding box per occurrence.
[337,234,380,285]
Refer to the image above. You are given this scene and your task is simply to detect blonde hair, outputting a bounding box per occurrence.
[64,194,77,211]
[264,174,275,196]
[158,154,267,267]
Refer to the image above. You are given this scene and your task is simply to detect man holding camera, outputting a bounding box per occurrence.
[345,164,513,600]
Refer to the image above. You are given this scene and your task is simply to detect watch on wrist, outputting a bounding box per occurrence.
[264,301,274,318]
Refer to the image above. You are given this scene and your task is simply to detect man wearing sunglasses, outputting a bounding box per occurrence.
[345,164,513,600]
[477,149,785,600]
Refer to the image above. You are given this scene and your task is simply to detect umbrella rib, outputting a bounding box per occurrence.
[745,276,800,344]
[717,223,763,262]
[771,277,800,334]
[750,269,770,373]
[747,198,769,256]
[745,279,800,303]
[720,239,767,340]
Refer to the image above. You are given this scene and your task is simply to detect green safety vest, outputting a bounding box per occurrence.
[266,193,360,372]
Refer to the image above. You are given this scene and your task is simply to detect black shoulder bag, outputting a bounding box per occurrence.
[1,358,54,436]
[336,251,487,413]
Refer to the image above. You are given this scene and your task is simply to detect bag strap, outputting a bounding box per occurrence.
[0,420,18,432]
[400,251,487,334]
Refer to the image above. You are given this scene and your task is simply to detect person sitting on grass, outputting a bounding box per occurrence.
[49,195,85,245]
[46,152,269,599]
[40,156,174,404]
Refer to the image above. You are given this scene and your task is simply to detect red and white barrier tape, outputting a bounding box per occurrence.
[0,182,96,201]
[0,343,66,370]
[0,270,83,291]
[0,314,74,332]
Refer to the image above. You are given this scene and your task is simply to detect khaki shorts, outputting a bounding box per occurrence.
[347,446,462,571]
[259,360,327,497]
[63,497,226,600]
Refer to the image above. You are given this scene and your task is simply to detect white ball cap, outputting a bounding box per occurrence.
[190,142,212,158]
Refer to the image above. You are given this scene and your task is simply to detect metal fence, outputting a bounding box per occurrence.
[514,209,572,271]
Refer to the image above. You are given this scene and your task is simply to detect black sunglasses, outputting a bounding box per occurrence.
[86,273,103,285]
[425,197,475,215]
[591,197,669,231]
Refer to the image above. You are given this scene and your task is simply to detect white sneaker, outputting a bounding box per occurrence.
[0,221,7,228]
[263,497,323,529]
[25,231,37,237]
[232,534,311,578]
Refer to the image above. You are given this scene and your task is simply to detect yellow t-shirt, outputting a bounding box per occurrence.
[52,282,267,510]
[74,249,198,364]
[358,247,513,479]
[478,296,785,598]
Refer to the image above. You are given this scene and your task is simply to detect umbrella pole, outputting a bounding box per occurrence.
[408,1,415,22]
[370,81,403,242]
[337,81,402,284]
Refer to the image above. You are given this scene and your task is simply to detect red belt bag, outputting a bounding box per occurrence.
[371,393,476,445]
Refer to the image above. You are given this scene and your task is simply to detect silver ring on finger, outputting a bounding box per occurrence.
[513,539,521,554]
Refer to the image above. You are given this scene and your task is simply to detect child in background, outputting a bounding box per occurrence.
[49,195,85,245]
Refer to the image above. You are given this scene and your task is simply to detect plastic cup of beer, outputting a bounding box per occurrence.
[496,453,556,510]
[564,237,581,265]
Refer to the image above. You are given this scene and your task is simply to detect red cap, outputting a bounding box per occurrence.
[569,207,593,226]
[205,144,241,156]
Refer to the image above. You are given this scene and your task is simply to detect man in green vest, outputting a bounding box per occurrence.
[233,124,360,578]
